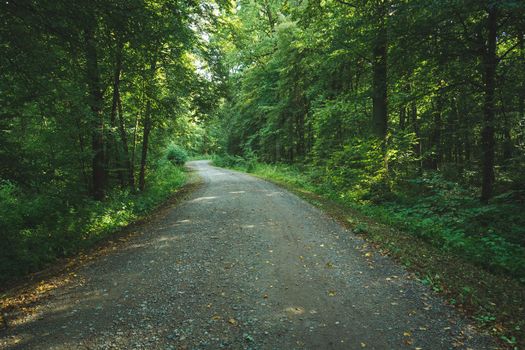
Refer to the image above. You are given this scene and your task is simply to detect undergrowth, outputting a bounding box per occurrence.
[0,159,186,286]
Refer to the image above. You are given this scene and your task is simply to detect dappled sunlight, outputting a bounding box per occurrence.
[284,306,305,316]
[265,191,284,197]
[229,191,246,194]
[190,196,218,202]
[157,235,183,243]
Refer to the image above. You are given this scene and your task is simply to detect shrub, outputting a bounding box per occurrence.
[166,143,188,165]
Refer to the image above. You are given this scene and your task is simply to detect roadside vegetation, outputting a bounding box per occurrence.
[0,0,226,286]
[1,148,188,287]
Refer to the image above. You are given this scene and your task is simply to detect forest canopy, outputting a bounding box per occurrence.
[212,0,525,279]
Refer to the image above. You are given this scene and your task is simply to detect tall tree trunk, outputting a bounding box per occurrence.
[500,94,513,162]
[111,40,134,188]
[131,112,140,182]
[84,17,105,200]
[429,93,443,170]
[296,99,306,159]
[399,106,406,129]
[411,99,422,174]
[519,30,524,140]
[117,88,135,189]
[480,5,497,202]
[139,100,152,192]
[372,22,388,140]
[138,60,156,192]
[107,40,123,185]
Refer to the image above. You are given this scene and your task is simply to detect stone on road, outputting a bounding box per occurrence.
[0,160,495,349]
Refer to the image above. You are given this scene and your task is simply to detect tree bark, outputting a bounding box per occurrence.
[117,87,135,189]
[138,99,152,192]
[480,5,497,202]
[411,99,422,173]
[372,22,388,140]
[519,30,524,136]
[399,106,406,130]
[107,40,123,185]
[428,93,443,170]
[138,60,156,192]
[84,16,105,200]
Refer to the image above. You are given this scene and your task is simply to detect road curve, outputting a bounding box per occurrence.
[1,160,495,349]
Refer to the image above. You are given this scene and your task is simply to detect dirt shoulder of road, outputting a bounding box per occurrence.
[244,171,524,349]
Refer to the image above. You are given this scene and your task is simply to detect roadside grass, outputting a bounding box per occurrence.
[0,159,188,288]
[213,156,525,349]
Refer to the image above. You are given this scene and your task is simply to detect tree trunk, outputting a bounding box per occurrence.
[399,106,406,129]
[411,99,422,174]
[519,30,524,139]
[84,17,105,200]
[480,5,497,202]
[138,100,152,192]
[372,22,388,140]
[429,93,443,170]
[138,60,156,192]
[107,40,123,185]
[111,40,134,189]
[117,88,135,189]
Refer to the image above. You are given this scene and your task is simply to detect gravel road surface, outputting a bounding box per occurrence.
[0,160,496,349]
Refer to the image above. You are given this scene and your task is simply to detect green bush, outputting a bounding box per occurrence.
[166,143,188,166]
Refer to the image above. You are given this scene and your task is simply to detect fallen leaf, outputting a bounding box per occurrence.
[228,318,237,325]
[328,290,337,297]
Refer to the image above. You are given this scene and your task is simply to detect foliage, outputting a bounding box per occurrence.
[0,161,186,284]
[0,0,229,283]
[211,0,525,284]
[166,143,188,166]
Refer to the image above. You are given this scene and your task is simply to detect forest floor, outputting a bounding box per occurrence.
[0,161,497,349]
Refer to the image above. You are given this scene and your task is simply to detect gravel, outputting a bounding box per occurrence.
[0,160,496,349]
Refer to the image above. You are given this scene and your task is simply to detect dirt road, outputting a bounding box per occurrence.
[1,161,495,349]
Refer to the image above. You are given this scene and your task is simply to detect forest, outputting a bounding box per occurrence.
[1,0,525,346]
[0,0,227,281]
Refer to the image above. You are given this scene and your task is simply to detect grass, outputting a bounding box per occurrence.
[213,156,525,349]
